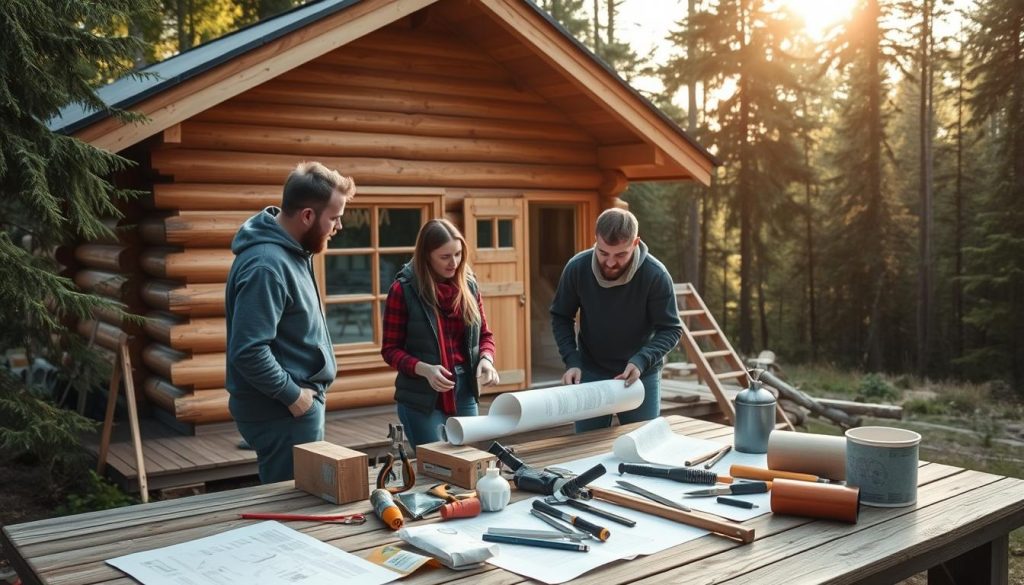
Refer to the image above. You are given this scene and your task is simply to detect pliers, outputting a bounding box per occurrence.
[376,423,416,494]
[240,512,367,524]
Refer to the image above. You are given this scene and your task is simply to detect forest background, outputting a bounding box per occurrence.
[54,0,1024,390]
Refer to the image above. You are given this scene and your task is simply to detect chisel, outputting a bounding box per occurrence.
[532,499,611,541]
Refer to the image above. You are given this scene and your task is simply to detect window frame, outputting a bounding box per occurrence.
[313,192,443,357]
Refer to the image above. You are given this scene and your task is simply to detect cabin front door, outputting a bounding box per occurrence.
[464,197,528,393]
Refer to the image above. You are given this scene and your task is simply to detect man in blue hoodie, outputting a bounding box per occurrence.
[226,162,355,483]
[550,208,683,433]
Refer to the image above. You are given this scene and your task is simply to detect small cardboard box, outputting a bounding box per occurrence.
[293,441,368,504]
[416,442,496,489]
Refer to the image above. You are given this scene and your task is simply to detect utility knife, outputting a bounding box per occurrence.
[684,481,770,497]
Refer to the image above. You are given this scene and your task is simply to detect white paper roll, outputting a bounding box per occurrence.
[444,379,645,445]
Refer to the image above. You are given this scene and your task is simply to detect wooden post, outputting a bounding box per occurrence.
[96,342,149,503]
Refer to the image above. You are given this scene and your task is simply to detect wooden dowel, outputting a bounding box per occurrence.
[588,486,755,544]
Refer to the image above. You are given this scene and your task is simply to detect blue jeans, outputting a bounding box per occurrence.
[397,368,479,452]
[235,398,325,484]
[573,366,661,433]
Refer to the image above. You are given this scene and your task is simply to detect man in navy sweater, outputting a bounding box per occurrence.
[550,208,683,433]
[226,162,355,483]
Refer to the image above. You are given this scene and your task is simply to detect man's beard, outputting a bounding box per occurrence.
[300,222,330,254]
[600,264,625,280]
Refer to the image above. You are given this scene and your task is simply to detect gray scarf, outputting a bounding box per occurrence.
[592,240,647,288]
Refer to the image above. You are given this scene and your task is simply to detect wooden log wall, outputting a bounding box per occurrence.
[136,19,601,427]
[70,163,151,408]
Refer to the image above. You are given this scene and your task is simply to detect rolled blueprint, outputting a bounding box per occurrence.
[767,429,846,481]
[444,379,644,445]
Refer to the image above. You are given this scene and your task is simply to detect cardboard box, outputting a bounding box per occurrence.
[293,441,368,504]
[416,442,496,489]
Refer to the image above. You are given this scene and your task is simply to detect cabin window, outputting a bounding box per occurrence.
[475,218,515,250]
[320,204,425,347]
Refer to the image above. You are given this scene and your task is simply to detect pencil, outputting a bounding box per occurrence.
[686,444,730,467]
[482,533,591,552]
[703,445,732,469]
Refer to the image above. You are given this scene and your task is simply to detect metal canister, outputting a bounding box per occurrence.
[734,378,776,454]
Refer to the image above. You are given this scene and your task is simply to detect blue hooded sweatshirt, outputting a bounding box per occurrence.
[225,207,337,422]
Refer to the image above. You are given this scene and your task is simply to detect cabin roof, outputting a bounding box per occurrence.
[56,0,720,184]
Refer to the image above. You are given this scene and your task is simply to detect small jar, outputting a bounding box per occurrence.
[476,465,511,512]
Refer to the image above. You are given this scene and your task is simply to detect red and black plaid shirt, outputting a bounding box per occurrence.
[381,279,495,380]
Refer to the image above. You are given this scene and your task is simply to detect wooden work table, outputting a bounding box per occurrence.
[4,415,1024,584]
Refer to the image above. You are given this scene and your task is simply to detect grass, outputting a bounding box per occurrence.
[797,365,1024,584]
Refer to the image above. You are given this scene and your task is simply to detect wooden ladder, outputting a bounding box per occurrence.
[674,283,794,430]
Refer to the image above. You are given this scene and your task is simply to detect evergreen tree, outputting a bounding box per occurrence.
[0,0,149,486]
[536,0,590,41]
[818,0,913,369]
[961,0,1024,390]
[665,0,809,355]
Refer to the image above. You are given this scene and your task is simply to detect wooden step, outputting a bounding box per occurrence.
[680,309,705,317]
[714,370,747,380]
[690,329,718,338]
[703,350,732,358]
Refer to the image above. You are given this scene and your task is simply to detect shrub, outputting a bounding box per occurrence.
[857,373,900,402]
[58,470,137,515]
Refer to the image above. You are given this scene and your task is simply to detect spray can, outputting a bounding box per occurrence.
[370,488,404,530]
[734,376,777,454]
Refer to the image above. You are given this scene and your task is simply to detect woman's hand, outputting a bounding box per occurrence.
[415,362,455,393]
[476,357,500,387]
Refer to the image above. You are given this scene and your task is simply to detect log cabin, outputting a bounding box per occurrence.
[55,0,719,435]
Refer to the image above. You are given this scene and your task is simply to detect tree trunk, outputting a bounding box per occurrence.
[738,1,754,355]
[916,0,934,376]
[803,122,819,362]
[756,237,769,350]
[685,0,701,292]
[864,0,884,370]
[953,23,965,364]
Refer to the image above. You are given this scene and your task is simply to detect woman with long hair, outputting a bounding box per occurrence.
[381,218,499,449]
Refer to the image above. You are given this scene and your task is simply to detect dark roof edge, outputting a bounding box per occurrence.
[521,1,722,168]
[54,0,362,136]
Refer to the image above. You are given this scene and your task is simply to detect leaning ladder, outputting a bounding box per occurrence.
[674,283,794,430]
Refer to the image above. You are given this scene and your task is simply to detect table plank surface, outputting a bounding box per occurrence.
[4,415,1024,585]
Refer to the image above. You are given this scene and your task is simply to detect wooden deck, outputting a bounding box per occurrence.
[87,378,724,493]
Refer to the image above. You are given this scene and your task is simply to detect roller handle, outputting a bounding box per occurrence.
[618,463,719,485]
[560,463,606,497]
[730,465,819,483]
[532,499,610,541]
[729,481,770,495]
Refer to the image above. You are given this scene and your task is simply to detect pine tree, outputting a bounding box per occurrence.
[818,0,914,369]
[665,0,809,355]
[961,0,1024,390]
[0,0,150,486]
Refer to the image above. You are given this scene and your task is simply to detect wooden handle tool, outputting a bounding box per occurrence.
[588,486,754,544]
[730,465,821,483]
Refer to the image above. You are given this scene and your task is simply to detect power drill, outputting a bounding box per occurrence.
[487,441,605,501]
